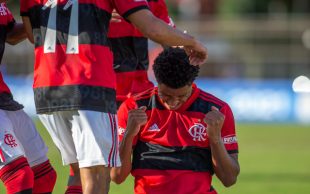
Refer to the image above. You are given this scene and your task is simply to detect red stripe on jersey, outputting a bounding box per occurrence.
[33,45,115,88]
[116,70,154,101]
[0,73,11,94]
[108,19,143,38]
[132,169,215,194]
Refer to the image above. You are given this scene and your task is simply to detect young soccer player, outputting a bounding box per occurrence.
[0,2,56,194]
[20,0,207,193]
[112,47,240,194]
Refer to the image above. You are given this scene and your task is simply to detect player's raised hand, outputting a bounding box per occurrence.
[126,106,148,138]
[204,106,225,142]
[184,40,208,66]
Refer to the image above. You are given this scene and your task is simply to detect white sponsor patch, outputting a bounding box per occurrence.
[223,135,238,144]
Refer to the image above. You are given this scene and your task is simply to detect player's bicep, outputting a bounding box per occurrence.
[21,16,34,44]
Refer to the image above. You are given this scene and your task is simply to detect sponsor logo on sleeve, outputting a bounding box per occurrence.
[223,135,238,144]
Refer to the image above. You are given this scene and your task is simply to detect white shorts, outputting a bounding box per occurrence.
[0,109,48,168]
[39,110,120,168]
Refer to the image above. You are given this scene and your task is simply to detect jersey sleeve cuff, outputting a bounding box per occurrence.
[122,5,149,21]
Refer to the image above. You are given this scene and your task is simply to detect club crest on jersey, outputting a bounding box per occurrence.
[0,3,9,16]
[188,123,207,141]
[118,127,126,135]
[4,133,18,148]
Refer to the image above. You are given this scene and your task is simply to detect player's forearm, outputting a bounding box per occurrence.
[21,17,34,44]
[210,140,240,187]
[128,10,197,48]
[110,134,134,184]
[6,23,27,45]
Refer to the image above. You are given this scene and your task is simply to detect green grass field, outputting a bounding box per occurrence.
[1,122,310,194]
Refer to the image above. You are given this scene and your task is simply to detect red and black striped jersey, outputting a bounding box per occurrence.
[117,84,238,194]
[20,0,149,114]
[0,2,14,95]
[107,0,174,103]
[0,3,23,111]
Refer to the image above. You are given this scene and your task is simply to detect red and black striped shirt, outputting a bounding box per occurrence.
[20,0,149,114]
[107,0,174,103]
[118,84,238,194]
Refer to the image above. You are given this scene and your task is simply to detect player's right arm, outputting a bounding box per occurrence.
[126,9,207,66]
[21,17,34,44]
[110,106,147,184]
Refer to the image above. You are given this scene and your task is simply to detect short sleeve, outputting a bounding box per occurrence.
[20,0,33,16]
[0,3,15,31]
[149,0,175,27]
[117,98,139,145]
[220,104,238,154]
[112,0,149,19]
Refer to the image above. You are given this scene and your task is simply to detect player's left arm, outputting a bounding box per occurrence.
[21,17,34,44]
[204,105,240,187]
[6,23,27,45]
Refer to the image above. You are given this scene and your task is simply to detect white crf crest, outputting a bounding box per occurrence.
[188,123,207,141]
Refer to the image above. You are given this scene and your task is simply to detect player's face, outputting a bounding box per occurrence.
[158,84,192,110]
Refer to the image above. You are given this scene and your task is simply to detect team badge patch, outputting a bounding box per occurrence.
[188,123,207,141]
[4,133,18,148]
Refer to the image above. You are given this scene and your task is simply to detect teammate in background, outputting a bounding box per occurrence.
[108,0,174,107]
[66,2,175,192]
[20,0,207,193]
[112,47,239,194]
[0,3,56,194]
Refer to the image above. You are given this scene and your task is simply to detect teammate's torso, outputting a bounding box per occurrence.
[0,3,23,111]
[20,0,149,113]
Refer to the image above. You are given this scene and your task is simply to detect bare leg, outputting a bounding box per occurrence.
[80,166,111,194]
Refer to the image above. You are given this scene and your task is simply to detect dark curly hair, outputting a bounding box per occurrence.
[153,47,199,89]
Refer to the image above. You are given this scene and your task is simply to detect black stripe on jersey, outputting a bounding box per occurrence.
[0,92,24,111]
[187,96,222,114]
[136,94,165,111]
[109,37,148,72]
[14,189,33,194]
[123,5,149,19]
[187,97,220,114]
[132,140,214,172]
[27,4,111,48]
[34,85,117,114]
[228,150,239,154]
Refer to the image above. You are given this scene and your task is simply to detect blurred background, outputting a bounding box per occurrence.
[1,0,310,194]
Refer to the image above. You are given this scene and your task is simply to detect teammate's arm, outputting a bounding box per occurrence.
[21,17,34,43]
[110,107,147,184]
[204,106,240,187]
[6,23,27,45]
[126,9,207,66]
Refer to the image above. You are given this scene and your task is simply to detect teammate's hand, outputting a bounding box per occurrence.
[125,106,147,138]
[110,9,122,23]
[184,40,208,66]
[203,106,225,142]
